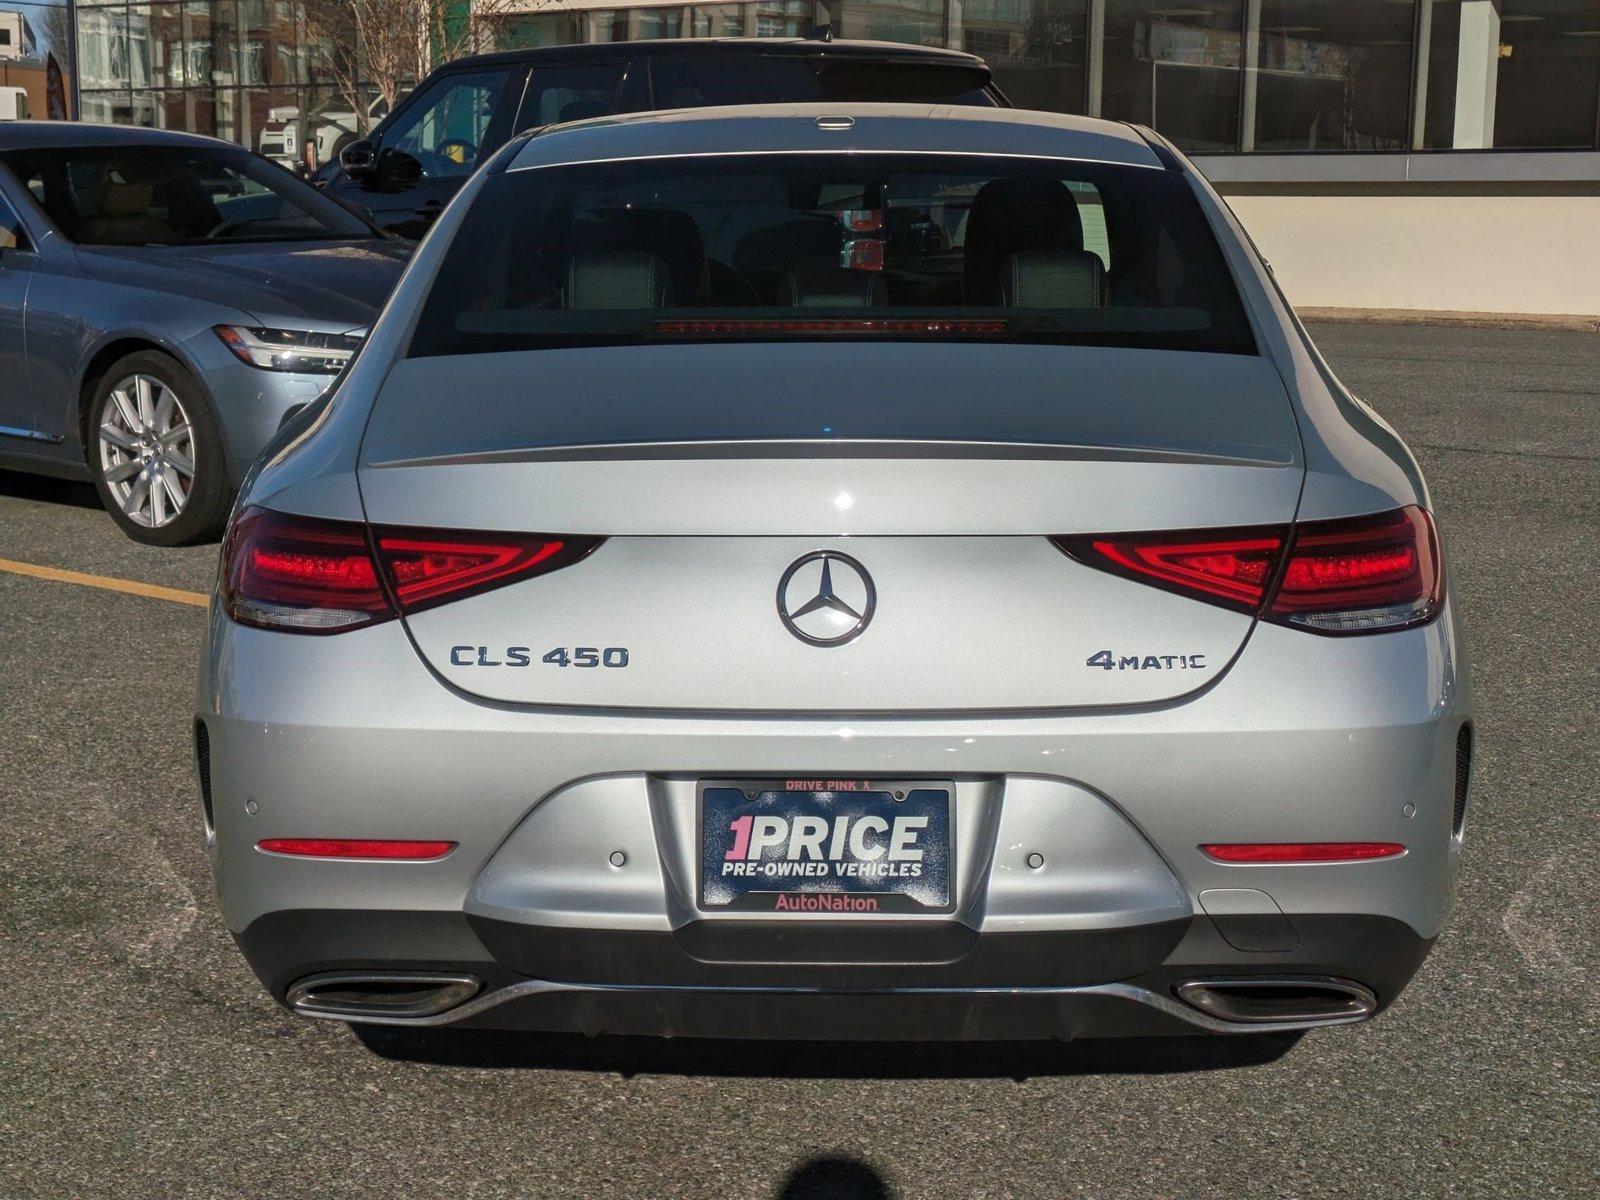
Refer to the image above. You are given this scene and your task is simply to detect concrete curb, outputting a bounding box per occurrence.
[1299,307,1600,332]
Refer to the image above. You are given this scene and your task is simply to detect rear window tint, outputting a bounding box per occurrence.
[409,152,1257,359]
[650,59,782,109]
[807,61,997,106]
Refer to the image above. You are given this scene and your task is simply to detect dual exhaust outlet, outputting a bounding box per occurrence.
[285,970,1377,1029]
[286,972,482,1020]
[1174,976,1377,1025]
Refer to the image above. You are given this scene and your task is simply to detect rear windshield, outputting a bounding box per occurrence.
[650,57,997,110]
[799,60,997,106]
[409,153,1257,358]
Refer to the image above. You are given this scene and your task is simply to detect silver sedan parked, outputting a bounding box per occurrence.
[0,123,410,544]
[201,105,1472,1041]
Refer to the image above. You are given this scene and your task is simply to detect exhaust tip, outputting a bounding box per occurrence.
[286,972,482,1020]
[1175,976,1377,1026]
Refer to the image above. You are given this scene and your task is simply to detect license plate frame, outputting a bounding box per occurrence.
[697,778,955,915]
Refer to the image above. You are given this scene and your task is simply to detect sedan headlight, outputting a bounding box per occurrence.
[214,325,365,375]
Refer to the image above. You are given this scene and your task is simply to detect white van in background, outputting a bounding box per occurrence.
[259,94,393,174]
[0,87,30,121]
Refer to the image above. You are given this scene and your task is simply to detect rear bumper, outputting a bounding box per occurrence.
[235,908,1433,1038]
[200,594,1470,1040]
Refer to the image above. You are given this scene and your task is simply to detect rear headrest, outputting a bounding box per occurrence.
[998,250,1107,309]
[781,268,888,308]
[963,179,1085,305]
[564,252,673,309]
[590,208,707,305]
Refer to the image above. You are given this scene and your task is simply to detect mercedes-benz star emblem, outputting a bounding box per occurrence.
[777,551,876,647]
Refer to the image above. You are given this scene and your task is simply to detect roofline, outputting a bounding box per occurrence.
[0,120,248,151]
[438,37,987,72]
[497,106,1166,177]
[505,146,1166,174]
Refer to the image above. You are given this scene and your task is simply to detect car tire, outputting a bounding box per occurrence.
[87,350,231,546]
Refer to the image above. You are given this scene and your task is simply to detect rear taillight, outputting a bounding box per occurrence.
[1053,505,1442,636]
[220,507,601,634]
[221,508,388,632]
[1267,506,1441,633]
[377,527,590,612]
[1068,528,1283,611]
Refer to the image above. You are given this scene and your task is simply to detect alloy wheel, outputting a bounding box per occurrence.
[97,373,197,528]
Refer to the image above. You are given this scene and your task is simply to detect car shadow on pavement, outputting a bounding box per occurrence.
[353,1027,1302,1078]
[0,469,101,509]
[775,1156,891,1200]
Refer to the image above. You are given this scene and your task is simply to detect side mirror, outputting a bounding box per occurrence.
[370,147,423,193]
[339,138,377,179]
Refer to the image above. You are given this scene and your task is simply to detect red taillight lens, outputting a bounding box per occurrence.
[374,527,587,614]
[1201,842,1406,863]
[257,838,456,860]
[1267,506,1441,633]
[1079,530,1284,611]
[1052,505,1442,635]
[221,508,389,633]
[221,507,602,634]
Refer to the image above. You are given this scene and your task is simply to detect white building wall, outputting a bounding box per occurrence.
[0,11,26,61]
[1222,191,1600,317]
[1200,154,1600,318]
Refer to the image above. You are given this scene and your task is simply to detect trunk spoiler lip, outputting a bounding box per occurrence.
[366,437,1296,471]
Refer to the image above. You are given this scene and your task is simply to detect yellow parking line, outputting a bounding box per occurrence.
[0,557,209,608]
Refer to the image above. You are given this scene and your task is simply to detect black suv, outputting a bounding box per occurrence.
[325,37,1004,238]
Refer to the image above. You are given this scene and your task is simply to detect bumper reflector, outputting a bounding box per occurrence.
[257,838,456,860]
[1201,842,1405,863]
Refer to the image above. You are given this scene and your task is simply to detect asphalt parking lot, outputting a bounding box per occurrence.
[0,321,1595,1199]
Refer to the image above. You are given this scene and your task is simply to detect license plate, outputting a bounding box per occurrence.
[699,778,953,914]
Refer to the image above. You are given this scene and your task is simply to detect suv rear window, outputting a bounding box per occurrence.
[648,58,997,112]
[409,152,1256,358]
[805,61,996,105]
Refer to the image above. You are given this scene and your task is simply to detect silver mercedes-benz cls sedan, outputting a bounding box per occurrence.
[199,104,1473,1041]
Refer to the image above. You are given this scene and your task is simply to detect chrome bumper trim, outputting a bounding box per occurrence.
[292,976,1375,1035]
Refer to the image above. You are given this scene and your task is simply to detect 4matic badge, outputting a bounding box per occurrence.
[1086,649,1208,671]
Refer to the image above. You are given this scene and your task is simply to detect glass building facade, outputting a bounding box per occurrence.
[68,0,386,155]
[58,0,1600,154]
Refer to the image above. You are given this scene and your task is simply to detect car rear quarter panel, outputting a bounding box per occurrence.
[1166,133,1431,521]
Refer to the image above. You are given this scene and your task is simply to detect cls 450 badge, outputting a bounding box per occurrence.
[449,645,630,668]
[1086,649,1207,671]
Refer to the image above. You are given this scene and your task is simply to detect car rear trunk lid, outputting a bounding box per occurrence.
[358,343,1301,711]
